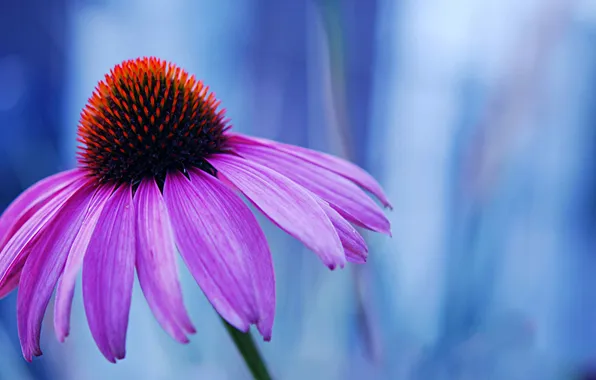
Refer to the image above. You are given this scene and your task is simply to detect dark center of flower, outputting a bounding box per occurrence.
[77,57,229,185]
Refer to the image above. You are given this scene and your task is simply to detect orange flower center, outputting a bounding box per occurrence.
[77,57,229,185]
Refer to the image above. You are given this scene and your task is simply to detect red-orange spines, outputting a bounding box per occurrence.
[77,57,230,184]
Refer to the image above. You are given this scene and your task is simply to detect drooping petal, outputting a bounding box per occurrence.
[0,177,87,296]
[0,169,84,298]
[135,178,195,343]
[345,246,367,264]
[54,184,113,342]
[230,141,390,235]
[318,200,368,264]
[208,154,345,269]
[0,169,83,247]
[164,170,275,339]
[0,272,21,299]
[82,185,135,363]
[17,182,97,361]
[228,133,392,208]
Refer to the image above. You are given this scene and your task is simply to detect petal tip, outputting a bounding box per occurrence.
[22,351,32,363]
[56,332,68,343]
[114,350,126,361]
[257,321,273,341]
[186,324,197,335]
[169,325,194,344]
[326,256,348,270]
[378,222,392,237]
[22,347,42,363]
[177,335,191,344]
[259,328,272,342]
[97,347,117,363]
[54,322,70,343]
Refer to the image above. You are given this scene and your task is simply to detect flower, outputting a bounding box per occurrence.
[0,57,391,362]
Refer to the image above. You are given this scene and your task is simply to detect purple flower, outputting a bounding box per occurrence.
[0,57,391,362]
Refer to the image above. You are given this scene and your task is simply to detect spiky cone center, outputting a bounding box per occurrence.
[77,57,230,186]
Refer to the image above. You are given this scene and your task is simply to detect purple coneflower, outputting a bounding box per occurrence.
[0,57,391,362]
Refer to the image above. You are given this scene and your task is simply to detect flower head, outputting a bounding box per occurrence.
[77,57,228,184]
[0,57,391,362]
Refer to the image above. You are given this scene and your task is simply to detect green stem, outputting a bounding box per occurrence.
[222,318,272,380]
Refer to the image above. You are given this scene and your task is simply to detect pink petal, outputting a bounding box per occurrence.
[230,141,390,235]
[227,133,392,208]
[135,178,195,343]
[53,184,113,343]
[17,182,97,361]
[82,185,135,363]
[0,169,84,297]
[0,177,87,295]
[0,272,21,298]
[164,170,275,339]
[318,200,368,264]
[208,154,345,269]
[0,169,83,248]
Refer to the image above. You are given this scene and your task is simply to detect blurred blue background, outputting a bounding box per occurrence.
[1,0,596,379]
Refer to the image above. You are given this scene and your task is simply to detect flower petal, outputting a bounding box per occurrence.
[0,169,84,298]
[0,272,20,298]
[0,177,86,296]
[164,170,275,339]
[82,185,135,363]
[0,169,82,248]
[228,133,392,208]
[230,141,390,235]
[17,181,96,361]
[135,178,195,343]
[53,184,113,343]
[208,154,345,269]
[318,200,368,264]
